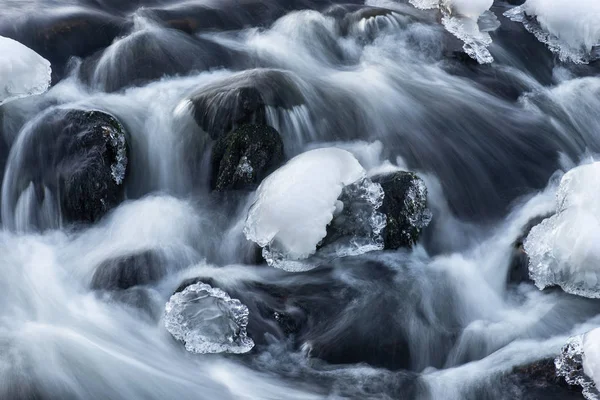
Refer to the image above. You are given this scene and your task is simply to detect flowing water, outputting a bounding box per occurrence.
[1,0,600,399]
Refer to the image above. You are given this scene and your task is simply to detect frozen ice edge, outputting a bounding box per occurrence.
[164,282,254,354]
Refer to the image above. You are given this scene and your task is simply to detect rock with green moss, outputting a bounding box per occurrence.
[211,124,283,191]
[372,171,431,249]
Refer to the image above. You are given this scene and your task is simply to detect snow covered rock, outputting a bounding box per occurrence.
[243,148,385,271]
[556,329,600,400]
[524,162,600,298]
[505,0,600,64]
[211,124,284,191]
[372,172,431,250]
[164,282,254,354]
[409,0,495,64]
[0,36,51,105]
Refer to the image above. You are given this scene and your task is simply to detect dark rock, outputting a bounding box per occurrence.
[91,250,167,291]
[79,27,240,92]
[4,109,128,229]
[188,69,304,139]
[0,10,126,83]
[508,359,583,399]
[211,124,284,191]
[373,172,431,249]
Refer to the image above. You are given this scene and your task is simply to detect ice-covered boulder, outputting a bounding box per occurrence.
[0,36,51,105]
[505,0,600,64]
[372,172,431,250]
[2,109,128,230]
[556,328,600,400]
[164,282,254,354]
[211,124,284,191]
[243,148,385,271]
[524,162,600,298]
[409,0,496,64]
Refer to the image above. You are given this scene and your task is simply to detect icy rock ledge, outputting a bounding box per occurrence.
[0,36,52,105]
[409,0,495,64]
[243,148,386,272]
[505,1,600,64]
[164,282,254,354]
[556,329,600,400]
[524,162,600,298]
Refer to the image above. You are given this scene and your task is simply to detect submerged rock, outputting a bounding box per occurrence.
[4,109,128,229]
[501,358,583,400]
[372,172,431,249]
[0,10,125,82]
[187,69,304,139]
[164,282,254,354]
[211,124,284,191]
[80,26,238,92]
[91,250,167,291]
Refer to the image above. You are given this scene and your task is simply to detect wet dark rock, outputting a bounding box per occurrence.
[211,124,284,191]
[0,10,126,83]
[373,172,431,249]
[79,27,240,92]
[188,69,304,139]
[507,359,583,399]
[91,250,167,291]
[5,109,128,228]
[176,254,462,371]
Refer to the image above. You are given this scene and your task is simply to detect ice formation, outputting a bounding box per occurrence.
[244,148,385,271]
[409,0,495,64]
[556,328,600,400]
[0,36,52,105]
[505,0,600,64]
[164,282,254,354]
[524,162,600,298]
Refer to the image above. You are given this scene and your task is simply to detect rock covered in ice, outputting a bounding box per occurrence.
[505,0,600,64]
[409,0,495,64]
[0,36,52,105]
[373,172,432,249]
[556,329,600,400]
[524,162,600,298]
[164,282,254,354]
[244,148,386,271]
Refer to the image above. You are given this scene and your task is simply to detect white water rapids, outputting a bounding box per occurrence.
[1,0,600,399]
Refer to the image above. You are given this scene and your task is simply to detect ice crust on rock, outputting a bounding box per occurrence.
[0,36,52,105]
[409,0,495,64]
[164,282,254,354]
[556,329,600,400]
[524,162,600,298]
[243,148,385,272]
[505,0,600,64]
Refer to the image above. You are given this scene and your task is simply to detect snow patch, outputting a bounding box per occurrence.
[0,36,52,105]
[244,148,385,271]
[505,0,600,64]
[525,162,600,298]
[409,0,495,63]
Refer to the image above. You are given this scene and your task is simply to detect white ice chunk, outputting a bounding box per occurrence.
[243,148,370,271]
[164,282,254,354]
[525,162,600,298]
[556,328,600,400]
[409,0,495,64]
[0,36,51,105]
[505,0,600,64]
